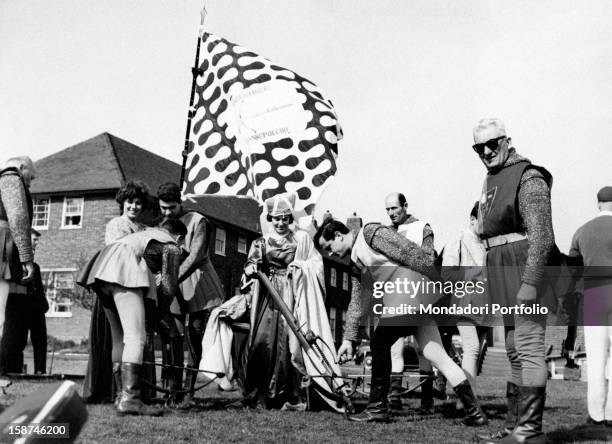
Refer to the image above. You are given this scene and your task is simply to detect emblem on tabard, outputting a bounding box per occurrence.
[480,186,497,217]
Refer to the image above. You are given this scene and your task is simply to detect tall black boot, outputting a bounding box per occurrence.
[116,363,164,416]
[420,370,435,414]
[167,337,184,406]
[495,386,546,444]
[112,362,122,408]
[348,378,390,422]
[478,381,518,441]
[388,372,403,410]
[453,380,488,427]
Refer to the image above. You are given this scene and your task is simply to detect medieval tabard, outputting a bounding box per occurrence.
[172,211,224,314]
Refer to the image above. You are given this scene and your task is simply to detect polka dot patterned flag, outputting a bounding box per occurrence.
[182,32,342,214]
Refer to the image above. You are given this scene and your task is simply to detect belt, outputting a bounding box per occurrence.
[483,232,527,250]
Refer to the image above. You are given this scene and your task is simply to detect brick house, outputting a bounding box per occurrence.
[30,132,260,342]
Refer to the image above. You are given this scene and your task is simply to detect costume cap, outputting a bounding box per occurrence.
[597,186,612,202]
[265,193,296,217]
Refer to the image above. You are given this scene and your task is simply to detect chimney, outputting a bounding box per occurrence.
[346,211,363,233]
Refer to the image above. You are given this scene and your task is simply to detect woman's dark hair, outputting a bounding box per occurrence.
[314,219,350,247]
[159,218,187,237]
[116,180,150,211]
[470,201,479,219]
[266,214,294,224]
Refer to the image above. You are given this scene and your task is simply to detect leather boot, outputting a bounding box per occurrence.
[453,380,488,427]
[112,362,122,408]
[348,378,390,422]
[167,337,184,406]
[420,371,435,414]
[388,372,403,410]
[116,363,164,416]
[493,386,546,444]
[478,382,518,441]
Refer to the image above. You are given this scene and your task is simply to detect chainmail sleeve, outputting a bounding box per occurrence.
[363,224,438,280]
[342,273,363,343]
[518,168,555,285]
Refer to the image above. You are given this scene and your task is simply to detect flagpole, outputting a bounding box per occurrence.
[179,35,204,189]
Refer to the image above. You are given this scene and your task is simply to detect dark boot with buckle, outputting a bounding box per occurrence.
[348,378,391,422]
[453,380,488,427]
[116,363,164,416]
[388,372,403,410]
[420,370,435,414]
[112,362,122,408]
[492,386,546,444]
[478,381,518,442]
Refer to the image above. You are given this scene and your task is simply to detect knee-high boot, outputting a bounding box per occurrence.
[496,386,546,444]
[453,380,488,426]
[478,381,519,441]
[347,378,391,422]
[388,372,403,410]
[112,362,122,408]
[420,370,435,414]
[116,363,164,416]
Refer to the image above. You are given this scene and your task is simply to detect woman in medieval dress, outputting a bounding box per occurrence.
[238,193,341,411]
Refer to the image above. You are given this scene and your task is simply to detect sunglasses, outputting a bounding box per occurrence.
[472,136,506,156]
[271,215,291,223]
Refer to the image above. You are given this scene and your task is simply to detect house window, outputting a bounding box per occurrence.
[215,227,226,256]
[41,269,75,317]
[329,307,336,334]
[342,272,349,290]
[237,235,247,254]
[61,197,84,228]
[32,198,50,229]
[330,267,337,287]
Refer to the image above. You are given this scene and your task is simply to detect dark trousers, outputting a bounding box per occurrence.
[0,294,47,374]
[370,325,417,403]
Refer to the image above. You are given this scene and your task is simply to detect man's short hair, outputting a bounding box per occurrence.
[157,182,182,203]
[159,218,187,237]
[314,219,350,246]
[5,156,36,175]
[470,201,479,219]
[31,228,41,237]
[397,193,407,207]
[473,118,507,140]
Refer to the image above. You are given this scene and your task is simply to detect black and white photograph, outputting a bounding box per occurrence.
[1,1,612,442]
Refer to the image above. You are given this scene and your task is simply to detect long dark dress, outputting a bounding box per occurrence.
[241,233,301,409]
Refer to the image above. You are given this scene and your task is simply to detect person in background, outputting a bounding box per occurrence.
[157,182,224,407]
[383,192,437,412]
[0,157,35,365]
[0,228,48,374]
[441,202,489,407]
[569,186,612,427]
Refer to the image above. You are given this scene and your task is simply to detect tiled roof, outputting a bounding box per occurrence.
[31,133,182,194]
[183,195,262,234]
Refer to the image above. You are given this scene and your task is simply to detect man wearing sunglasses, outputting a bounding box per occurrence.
[472,119,555,444]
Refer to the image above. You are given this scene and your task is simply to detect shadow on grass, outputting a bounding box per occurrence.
[547,424,612,443]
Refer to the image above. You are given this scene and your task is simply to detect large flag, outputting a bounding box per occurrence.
[181,32,342,214]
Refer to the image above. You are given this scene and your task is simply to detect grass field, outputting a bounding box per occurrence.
[2,375,611,443]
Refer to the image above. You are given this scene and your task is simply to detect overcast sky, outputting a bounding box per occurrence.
[2,0,611,250]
